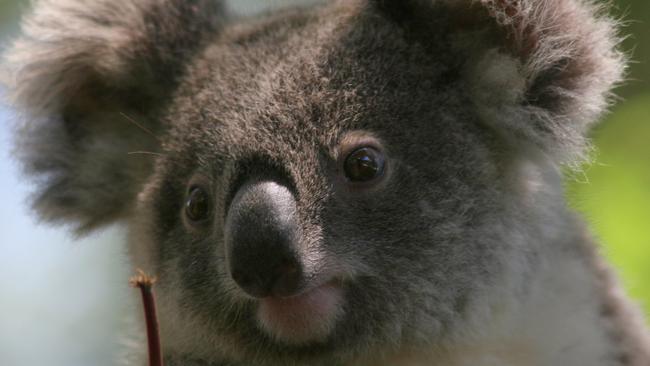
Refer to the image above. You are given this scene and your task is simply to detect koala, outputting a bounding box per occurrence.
[3,0,650,365]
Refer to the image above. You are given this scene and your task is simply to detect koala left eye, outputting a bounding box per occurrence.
[343,147,385,183]
[185,186,212,222]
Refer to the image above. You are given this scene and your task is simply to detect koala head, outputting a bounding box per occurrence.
[3,0,623,364]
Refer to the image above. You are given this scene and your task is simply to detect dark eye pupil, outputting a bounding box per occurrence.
[185,186,210,221]
[344,147,384,182]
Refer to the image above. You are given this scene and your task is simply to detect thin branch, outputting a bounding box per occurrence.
[130,269,164,366]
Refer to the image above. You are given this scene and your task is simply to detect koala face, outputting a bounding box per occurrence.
[137,8,504,360]
[3,0,623,364]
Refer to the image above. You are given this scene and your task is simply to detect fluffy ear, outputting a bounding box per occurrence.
[2,0,226,234]
[378,0,625,164]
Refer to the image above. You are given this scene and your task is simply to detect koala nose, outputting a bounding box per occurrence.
[224,180,304,298]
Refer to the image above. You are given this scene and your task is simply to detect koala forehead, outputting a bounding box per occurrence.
[164,3,489,174]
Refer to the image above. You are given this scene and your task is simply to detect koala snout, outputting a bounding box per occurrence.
[224,180,304,299]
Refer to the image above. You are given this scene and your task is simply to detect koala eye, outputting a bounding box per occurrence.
[185,186,212,222]
[343,147,385,183]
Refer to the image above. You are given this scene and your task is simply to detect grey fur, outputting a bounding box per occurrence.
[4,0,225,232]
[2,0,648,365]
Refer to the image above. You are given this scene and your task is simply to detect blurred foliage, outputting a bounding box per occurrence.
[614,0,650,98]
[0,0,24,36]
[0,0,648,319]
[565,0,650,318]
[567,94,650,317]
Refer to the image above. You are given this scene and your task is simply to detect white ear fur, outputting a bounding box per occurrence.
[456,0,625,164]
[2,0,226,234]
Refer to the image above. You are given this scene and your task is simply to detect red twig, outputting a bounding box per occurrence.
[130,269,164,366]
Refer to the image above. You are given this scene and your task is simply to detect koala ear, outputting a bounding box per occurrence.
[377,0,625,164]
[2,0,226,234]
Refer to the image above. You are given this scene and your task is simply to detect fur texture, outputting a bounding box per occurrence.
[4,0,225,232]
[3,0,648,365]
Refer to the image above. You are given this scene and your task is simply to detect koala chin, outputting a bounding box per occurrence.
[3,0,650,365]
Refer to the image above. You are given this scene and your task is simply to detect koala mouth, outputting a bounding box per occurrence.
[256,280,344,345]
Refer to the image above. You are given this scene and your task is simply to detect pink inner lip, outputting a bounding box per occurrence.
[256,281,344,344]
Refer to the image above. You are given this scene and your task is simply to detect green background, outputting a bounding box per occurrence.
[564,0,650,317]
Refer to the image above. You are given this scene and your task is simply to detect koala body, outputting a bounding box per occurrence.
[3,0,650,365]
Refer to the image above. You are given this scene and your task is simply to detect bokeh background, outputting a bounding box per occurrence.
[0,0,648,365]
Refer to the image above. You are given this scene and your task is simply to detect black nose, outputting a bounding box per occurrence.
[224,180,304,298]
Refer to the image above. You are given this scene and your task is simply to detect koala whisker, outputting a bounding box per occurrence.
[119,112,160,141]
[127,151,165,157]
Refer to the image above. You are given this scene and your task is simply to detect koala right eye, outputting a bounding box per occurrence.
[185,186,212,222]
[343,147,385,183]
